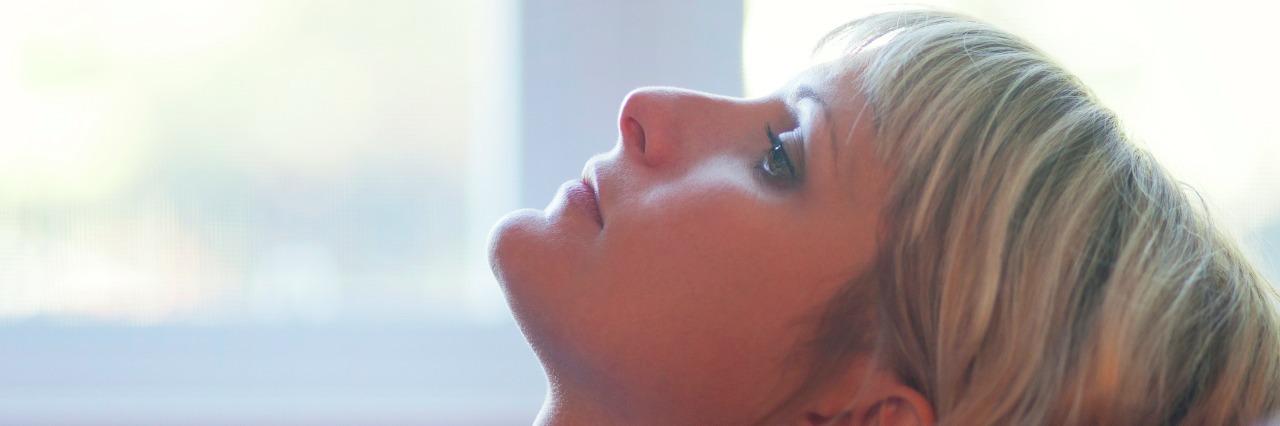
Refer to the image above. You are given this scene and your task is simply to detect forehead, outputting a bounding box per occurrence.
[776,57,879,160]
[778,56,867,113]
[779,55,893,202]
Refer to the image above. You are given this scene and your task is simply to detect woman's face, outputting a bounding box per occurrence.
[489,59,893,423]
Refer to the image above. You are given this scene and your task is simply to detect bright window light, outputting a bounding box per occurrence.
[0,0,514,325]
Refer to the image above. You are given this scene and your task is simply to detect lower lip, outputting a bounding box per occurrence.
[563,180,603,227]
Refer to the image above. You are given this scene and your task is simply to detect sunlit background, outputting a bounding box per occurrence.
[1,0,1276,424]
[0,1,492,325]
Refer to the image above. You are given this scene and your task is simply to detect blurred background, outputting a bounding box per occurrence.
[0,0,1275,424]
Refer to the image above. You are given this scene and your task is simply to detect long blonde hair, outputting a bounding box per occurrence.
[773,10,1280,424]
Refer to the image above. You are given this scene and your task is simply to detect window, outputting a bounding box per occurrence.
[0,1,538,423]
[0,0,519,326]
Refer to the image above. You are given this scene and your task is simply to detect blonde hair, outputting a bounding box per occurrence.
[770,10,1280,425]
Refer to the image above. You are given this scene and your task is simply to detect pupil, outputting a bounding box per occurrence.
[770,147,789,176]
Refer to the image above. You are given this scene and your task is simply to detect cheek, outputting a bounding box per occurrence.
[586,207,845,412]
[598,181,832,332]
[602,165,869,308]
[611,180,774,285]
[558,177,878,413]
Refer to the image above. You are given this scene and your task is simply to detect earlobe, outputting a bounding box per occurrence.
[861,396,933,426]
[802,359,935,426]
[803,394,936,422]
[806,396,933,426]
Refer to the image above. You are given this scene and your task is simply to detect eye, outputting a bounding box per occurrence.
[759,124,800,185]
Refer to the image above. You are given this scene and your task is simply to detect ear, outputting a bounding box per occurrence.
[803,361,935,426]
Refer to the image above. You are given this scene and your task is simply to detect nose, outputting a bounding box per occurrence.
[617,87,733,168]
[617,88,666,166]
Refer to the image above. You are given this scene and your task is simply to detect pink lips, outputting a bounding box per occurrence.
[565,179,603,227]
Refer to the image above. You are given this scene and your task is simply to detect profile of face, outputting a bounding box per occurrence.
[489,57,917,424]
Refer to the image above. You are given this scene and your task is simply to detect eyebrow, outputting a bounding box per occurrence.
[793,84,828,110]
[790,84,838,177]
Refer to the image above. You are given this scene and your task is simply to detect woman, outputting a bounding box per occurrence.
[489,9,1280,425]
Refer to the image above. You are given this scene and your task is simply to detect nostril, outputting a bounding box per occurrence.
[624,116,646,154]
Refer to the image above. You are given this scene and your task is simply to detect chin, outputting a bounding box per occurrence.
[487,208,548,288]
[487,206,595,343]
[488,210,573,371]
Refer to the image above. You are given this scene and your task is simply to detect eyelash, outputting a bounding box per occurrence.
[759,123,799,185]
